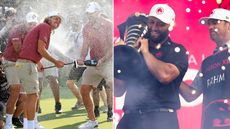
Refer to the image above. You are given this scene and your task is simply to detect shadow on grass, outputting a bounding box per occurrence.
[53,120,111,129]
[39,108,86,121]
[38,108,112,129]
[53,121,85,129]
[98,120,111,125]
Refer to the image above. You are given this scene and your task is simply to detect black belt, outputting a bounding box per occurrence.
[124,108,175,114]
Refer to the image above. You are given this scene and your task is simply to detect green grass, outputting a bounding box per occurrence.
[20,84,112,129]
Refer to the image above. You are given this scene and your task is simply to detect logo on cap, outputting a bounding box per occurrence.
[149,4,175,25]
[156,7,164,15]
[210,10,215,16]
[32,15,36,19]
[26,12,38,23]
[199,8,230,25]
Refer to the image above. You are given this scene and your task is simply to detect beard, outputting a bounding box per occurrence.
[148,29,169,44]
[209,30,222,45]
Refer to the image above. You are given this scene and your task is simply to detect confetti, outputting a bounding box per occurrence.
[199,72,203,77]
[174,47,181,53]
[221,66,226,70]
[186,8,191,13]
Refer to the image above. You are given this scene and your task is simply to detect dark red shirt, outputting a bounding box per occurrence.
[3,24,28,62]
[19,23,51,63]
[82,16,113,61]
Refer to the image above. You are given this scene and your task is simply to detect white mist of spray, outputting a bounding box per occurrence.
[14,0,112,61]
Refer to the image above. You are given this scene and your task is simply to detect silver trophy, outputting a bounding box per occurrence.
[125,23,148,47]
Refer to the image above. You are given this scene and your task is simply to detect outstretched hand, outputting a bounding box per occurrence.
[96,59,103,69]
[54,60,65,68]
[77,59,84,65]
[37,62,44,72]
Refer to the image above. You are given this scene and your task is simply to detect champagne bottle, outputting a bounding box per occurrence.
[84,60,97,66]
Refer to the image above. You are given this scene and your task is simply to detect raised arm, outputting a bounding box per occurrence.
[139,38,182,84]
[179,72,203,102]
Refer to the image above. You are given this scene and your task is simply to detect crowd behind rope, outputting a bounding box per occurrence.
[0,1,113,129]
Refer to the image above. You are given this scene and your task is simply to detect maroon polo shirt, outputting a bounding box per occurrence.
[19,23,51,63]
[3,24,27,62]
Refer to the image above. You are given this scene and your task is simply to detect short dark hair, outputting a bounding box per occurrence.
[43,17,50,24]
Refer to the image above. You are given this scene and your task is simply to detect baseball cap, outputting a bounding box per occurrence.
[5,7,16,17]
[85,2,101,13]
[149,4,175,25]
[26,12,38,23]
[200,8,230,25]
[48,11,63,21]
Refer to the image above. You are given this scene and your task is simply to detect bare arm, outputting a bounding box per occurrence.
[77,36,89,65]
[37,61,44,72]
[179,81,202,102]
[99,22,113,64]
[37,40,64,68]
[80,41,89,60]
[104,22,113,60]
[139,38,180,84]
[80,27,90,61]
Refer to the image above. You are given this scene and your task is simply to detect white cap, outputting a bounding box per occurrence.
[5,7,16,17]
[5,7,16,14]
[200,8,230,25]
[149,4,175,25]
[85,2,101,13]
[26,12,38,23]
[48,11,63,20]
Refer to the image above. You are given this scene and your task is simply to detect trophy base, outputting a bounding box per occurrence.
[114,45,144,80]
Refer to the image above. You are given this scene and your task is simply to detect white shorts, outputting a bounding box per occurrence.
[44,67,59,77]
[16,59,39,94]
[82,59,112,88]
[41,57,59,77]
[3,60,20,85]
[38,71,44,78]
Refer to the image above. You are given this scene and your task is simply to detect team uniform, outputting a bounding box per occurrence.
[3,24,28,87]
[117,38,188,129]
[191,42,230,129]
[16,23,51,94]
[81,16,112,88]
[1,24,27,127]
[66,28,107,87]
